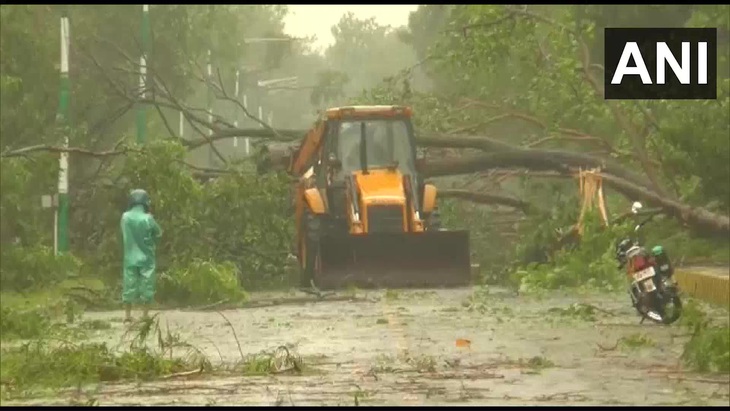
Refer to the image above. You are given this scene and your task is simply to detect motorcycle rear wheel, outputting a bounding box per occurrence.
[659,292,682,325]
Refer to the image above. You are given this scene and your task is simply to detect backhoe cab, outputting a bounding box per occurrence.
[290,105,471,289]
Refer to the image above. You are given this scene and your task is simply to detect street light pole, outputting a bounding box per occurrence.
[239,37,296,156]
[136,5,150,145]
[56,10,70,255]
[243,94,250,155]
[233,68,239,148]
[207,49,214,166]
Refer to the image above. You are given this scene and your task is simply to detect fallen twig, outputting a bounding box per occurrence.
[578,303,616,317]
[240,295,360,309]
[271,366,297,374]
[191,299,230,311]
[269,345,302,374]
[596,340,620,351]
[161,366,204,380]
[216,311,245,362]
[663,375,730,385]
[101,384,237,396]
[535,391,589,402]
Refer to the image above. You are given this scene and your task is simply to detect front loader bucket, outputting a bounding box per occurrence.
[314,230,471,290]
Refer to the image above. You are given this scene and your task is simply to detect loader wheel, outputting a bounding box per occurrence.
[425,208,442,231]
[300,208,321,288]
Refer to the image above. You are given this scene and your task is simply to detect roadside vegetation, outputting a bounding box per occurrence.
[0,313,308,401]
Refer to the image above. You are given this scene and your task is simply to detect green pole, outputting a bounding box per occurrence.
[136,5,150,144]
[207,49,214,167]
[56,11,70,255]
[233,68,239,149]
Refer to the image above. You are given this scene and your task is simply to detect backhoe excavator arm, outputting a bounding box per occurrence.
[288,120,326,177]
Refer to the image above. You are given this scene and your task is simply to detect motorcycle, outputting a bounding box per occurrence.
[614,202,682,325]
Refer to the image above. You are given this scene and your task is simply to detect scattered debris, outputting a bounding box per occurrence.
[455,338,471,349]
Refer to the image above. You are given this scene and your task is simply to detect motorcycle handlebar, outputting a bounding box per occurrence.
[634,214,657,232]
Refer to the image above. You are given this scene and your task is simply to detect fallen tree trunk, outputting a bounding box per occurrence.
[598,173,730,236]
[439,189,535,214]
[422,152,572,177]
[418,133,655,191]
[247,131,656,192]
[422,156,729,236]
[182,128,302,150]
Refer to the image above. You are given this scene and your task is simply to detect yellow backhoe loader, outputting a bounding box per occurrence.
[289,105,471,289]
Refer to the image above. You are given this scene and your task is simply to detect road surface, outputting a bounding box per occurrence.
[3,287,729,406]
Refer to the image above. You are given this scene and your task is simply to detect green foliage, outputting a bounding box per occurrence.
[0,5,59,150]
[0,316,207,397]
[512,210,629,292]
[641,216,730,266]
[547,303,602,322]
[682,326,730,373]
[2,138,294,303]
[522,356,555,370]
[0,306,52,340]
[0,4,303,299]
[0,245,81,292]
[437,198,520,284]
[618,333,656,350]
[679,300,730,373]
[400,5,453,62]
[512,180,579,265]
[417,4,730,208]
[0,5,294,150]
[234,346,304,376]
[77,140,295,296]
[326,12,418,98]
[657,80,730,208]
[202,169,294,290]
[0,157,58,246]
[157,259,247,306]
[310,70,350,106]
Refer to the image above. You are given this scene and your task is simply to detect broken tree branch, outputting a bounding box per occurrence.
[439,189,535,213]
[1,145,135,158]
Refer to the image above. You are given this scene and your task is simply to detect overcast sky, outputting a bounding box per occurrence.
[283,5,418,52]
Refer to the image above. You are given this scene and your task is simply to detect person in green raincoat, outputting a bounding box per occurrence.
[121,189,162,322]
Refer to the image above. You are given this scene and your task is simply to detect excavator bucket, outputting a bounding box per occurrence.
[314,230,472,290]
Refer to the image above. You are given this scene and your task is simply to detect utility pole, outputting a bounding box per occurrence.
[239,37,295,156]
[233,68,239,148]
[56,10,70,255]
[207,49,215,167]
[136,5,150,145]
[243,94,250,155]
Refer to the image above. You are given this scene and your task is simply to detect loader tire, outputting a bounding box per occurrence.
[425,208,442,231]
[300,208,321,288]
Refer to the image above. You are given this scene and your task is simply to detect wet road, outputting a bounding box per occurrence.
[4,288,729,406]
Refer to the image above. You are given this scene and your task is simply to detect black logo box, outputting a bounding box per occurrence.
[604,28,717,100]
